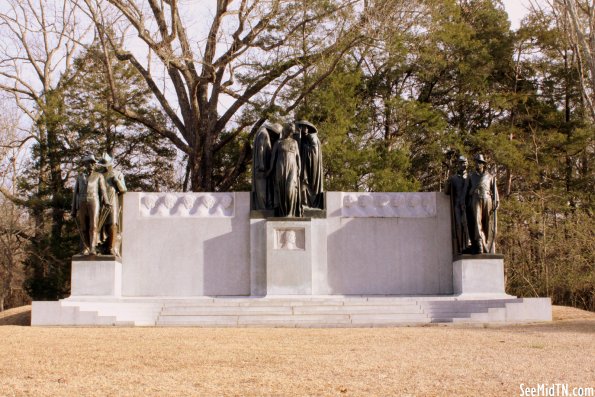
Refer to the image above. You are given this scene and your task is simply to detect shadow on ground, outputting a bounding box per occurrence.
[0,305,31,326]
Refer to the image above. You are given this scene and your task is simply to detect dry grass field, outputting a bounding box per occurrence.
[0,305,593,396]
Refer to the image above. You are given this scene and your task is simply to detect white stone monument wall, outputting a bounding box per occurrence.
[121,191,452,297]
[122,192,251,296]
[323,192,453,295]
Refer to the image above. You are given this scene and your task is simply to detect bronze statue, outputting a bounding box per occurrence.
[98,153,127,257]
[252,123,281,210]
[468,154,499,254]
[445,156,471,255]
[72,155,110,255]
[296,120,324,209]
[269,123,302,217]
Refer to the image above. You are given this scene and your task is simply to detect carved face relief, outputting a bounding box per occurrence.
[391,195,405,208]
[142,195,157,210]
[181,195,195,210]
[408,194,421,208]
[284,230,297,247]
[357,195,373,208]
[202,195,216,209]
[343,195,357,208]
[163,194,177,209]
[220,195,233,209]
[374,194,390,207]
[275,228,304,250]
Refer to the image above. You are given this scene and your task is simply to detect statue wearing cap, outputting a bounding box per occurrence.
[445,155,471,255]
[296,120,324,209]
[252,123,281,210]
[468,154,499,254]
[71,154,110,255]
[98,153,127,256]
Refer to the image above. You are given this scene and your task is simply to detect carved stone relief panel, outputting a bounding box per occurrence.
[341,192,436,218]
[273,228,306,251]
[139,193,235,218]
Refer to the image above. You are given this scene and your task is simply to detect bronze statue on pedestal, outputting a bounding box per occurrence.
[296,120,324,210]
[252,123,281,210]
[268,123,302,217]
[72,155,110,256]
[98,153,127,257]
[468,154,499,254]
[445,156,471,255]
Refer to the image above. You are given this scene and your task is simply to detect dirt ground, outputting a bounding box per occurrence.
[0,305,593,396]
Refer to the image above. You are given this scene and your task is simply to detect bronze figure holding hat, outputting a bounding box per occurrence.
[468,154,499,254]
[71,154,110,256]
[98,153,127,257]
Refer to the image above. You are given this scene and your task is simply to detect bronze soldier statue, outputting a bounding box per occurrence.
[98,153,127,257]
[468,154,499,254]
[269,123,302,217]
[252,123,281,210]
[72,155,110,255]
[296,120,324,209]
[445,155,471,255]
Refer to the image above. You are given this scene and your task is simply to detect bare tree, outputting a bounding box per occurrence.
[82,0,385,191]
[552,0,595,120]
[0,0,92,236]
[0,107,31,311]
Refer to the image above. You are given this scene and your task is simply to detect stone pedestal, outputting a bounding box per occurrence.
[71,256,122,297]
[453,255,507,295]
[266,219,313,295]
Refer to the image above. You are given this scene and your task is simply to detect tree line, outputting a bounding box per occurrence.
[0,0,592,311]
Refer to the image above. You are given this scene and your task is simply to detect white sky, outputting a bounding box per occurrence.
[502,0,534,29]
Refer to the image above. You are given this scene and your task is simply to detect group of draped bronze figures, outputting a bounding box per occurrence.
[252,120,324,217]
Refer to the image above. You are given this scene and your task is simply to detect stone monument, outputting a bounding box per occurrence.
[31,142,551,326]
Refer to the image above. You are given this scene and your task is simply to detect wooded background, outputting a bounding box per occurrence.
[0,0,592,312]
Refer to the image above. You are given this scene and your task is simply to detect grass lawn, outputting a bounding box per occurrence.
[0,305,593,396]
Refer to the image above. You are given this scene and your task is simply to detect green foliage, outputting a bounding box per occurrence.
[62,43,179,191]
[20,43,180,300]
[296,64,417,192]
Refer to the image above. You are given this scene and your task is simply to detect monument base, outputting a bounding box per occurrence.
[453,255,511,297]
[31,295,552,327]
[71,256,122,297]
[266,218,313,295]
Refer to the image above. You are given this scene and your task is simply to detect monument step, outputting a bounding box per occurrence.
[157,312,431,327]
[32,296,550,326]
[161,306,294,315]
[160,304,423,316]
[163,298,420,307]
[292,305,423,314]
